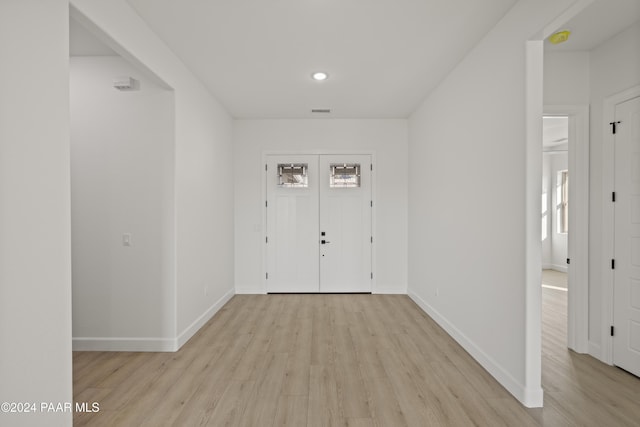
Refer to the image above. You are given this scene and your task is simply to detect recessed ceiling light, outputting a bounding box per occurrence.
[312,72,328,81]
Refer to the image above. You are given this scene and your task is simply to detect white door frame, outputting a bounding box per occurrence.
[261,150,377,293]
[601,85,640,364]
[544,105,590,353]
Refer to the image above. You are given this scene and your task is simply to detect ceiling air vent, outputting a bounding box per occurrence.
[311,109,331,114]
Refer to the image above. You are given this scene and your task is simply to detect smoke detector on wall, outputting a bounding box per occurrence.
[113,76,138,91]
[549,30,571,45]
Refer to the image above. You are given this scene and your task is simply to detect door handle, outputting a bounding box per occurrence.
[321,240,331,244]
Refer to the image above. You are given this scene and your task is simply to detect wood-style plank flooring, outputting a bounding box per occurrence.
[73,291,640,426]
[541,269,568,289]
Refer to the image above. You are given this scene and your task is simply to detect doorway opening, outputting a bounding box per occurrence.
[541,107,590,355]
[542,115,569,280]
[541,116,570,354]
[69,10,176,351]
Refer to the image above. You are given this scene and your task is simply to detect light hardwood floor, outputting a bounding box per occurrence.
[542,269,568,289]
[73,292,640,426]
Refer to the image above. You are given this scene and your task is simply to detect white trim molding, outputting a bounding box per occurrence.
[372,291,403,295]
[524,39,544,408]
[522,0,594,409]
[73,337,177,352]
[546,264,568,273]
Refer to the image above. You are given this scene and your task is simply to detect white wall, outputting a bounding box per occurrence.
[0,1,72,426]
[71,0,235,349]
[234,119,408,294]
[70,56,176,350]
[543,51,590,105]
[588,21,640,354]
[407,0,581,407]
[542,152,568,271]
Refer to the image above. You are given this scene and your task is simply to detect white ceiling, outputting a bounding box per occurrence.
[543,116,568,151]
[70,17,117,56]
[545,0,640,52]
[73,0,638,118]
[126,0,517,119]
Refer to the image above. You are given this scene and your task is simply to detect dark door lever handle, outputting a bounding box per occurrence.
[321,240,331,244]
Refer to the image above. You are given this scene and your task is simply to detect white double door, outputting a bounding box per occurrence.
[266,154,372,293]
[613,96,640,377]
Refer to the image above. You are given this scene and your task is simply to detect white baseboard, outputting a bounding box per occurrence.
[234,287,408,295]
[373,288,407,295]
[235,288,267,294]
[549,265,568,273]
[373,283,407,294]
[176,287,235,349]
[235,284,407,295]
[408,290,543,408]
[542,264,568,273]
[73,288,235,352]
[73,337,177,352]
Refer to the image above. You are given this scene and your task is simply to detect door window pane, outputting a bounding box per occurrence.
[278,163,308,187]
[330,163,361,188]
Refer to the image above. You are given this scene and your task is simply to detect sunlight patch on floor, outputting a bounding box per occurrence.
[542,284,568,292]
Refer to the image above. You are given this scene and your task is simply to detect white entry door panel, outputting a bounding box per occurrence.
[319,155,372,292]
[614,96,640,377]
[266,155,319,292]
[265,154,372,293]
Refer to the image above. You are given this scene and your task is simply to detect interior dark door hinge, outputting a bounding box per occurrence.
[370,164,373,171]
[265,164,268,171]
[265,200,268,207]
[370,272,373,279]
[266,272,269,280]
[610,121,621,134]
[370,200,373,207]
[265,236,268,244]
[566,258,570,265]
[612,259,615,269]
[370,236,373,243]
[612,192,616,202]
[611,325,615,336]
